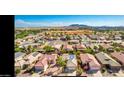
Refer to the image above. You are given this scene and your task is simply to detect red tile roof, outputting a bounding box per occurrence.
[35,54,57,67]
[63,45,73,50]
[111,52,124,65]
[75,44,86,49]
[35,58,48,67]
[80,54,101,69]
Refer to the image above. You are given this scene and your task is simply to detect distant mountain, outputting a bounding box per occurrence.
[69,24,88,27]
[68,24,124,31]
[15,24,124,31]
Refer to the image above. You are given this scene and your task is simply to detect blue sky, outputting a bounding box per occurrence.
[15,15,124,27]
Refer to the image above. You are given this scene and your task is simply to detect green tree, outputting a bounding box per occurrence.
[43,45,55,52]
[16,30,41,39]
[115,47,121,52]
[83,48,94,54]
[27,45,36,53]
[73,50,80,55]
[15,69,20,74]
[15,44,23,52]
[56,56,67,67]
[60,49,67,54]
[99,45,105,52]
[94,46,98,50]
[76,67,83,76]
[112,42,119,47]
[66,35,71,40]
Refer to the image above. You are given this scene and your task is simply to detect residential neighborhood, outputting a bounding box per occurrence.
[14,15,124,77]
[15,28,124,77]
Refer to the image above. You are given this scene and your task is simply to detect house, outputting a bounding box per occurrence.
[21,42,40,48]
[74,44,86,51]
[15,39,24,45]
[53,41,63,50]
[100,43,114,52]
[81,35,91,43]
[111,52,124,69]
[100,43,112,49]
[54,44,62,50]
[19,41,32,48]
[24,34,36,41]
[47,40,64,50]
[68,40,79,44]
[95,52,121,72]
[63,45,74,51]
[44,54,58,66]
[62,54,77,73]
[89,44,99,52]
[88,35,99,40]
[24,52,42,64]
[15,59,28,70]
[80,54,101,73]
[114,35,122,40]
[34,54,58,73]
[44,66,60,76]
[35,57,48,73]
[84,43,91,48]
[60,36,66,41]
[15,52,26,62]
[99,36,106,40]
[73,35,80,40]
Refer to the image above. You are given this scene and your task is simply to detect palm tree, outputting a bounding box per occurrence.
[56,56,67,67]
[76,67,83,76]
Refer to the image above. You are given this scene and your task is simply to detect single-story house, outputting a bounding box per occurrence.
[15,59,29,70]
[100,43,112,49]
[114,35,122,40]
[63,45,74,51]
[19,41,32,48]
[62,54,77,73]
[35,57,48,73]
[99,36,106,40]
[68,40,79,44]
[80,54,101,73]
[89,44,99,52]
[44,54,58,66]
[21,42,40,48]
[74,44,86,51]
[95,52,121,72]
[88,35,99,40]
[100,43,114,52]
[15,52,26,62]
[15,39,23,45]
[24,34,36,40]
[34,54,58,73]
[24,52,43,64]
[54,44,62,50]
[111,52,124,69]
[47,40,64,50]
